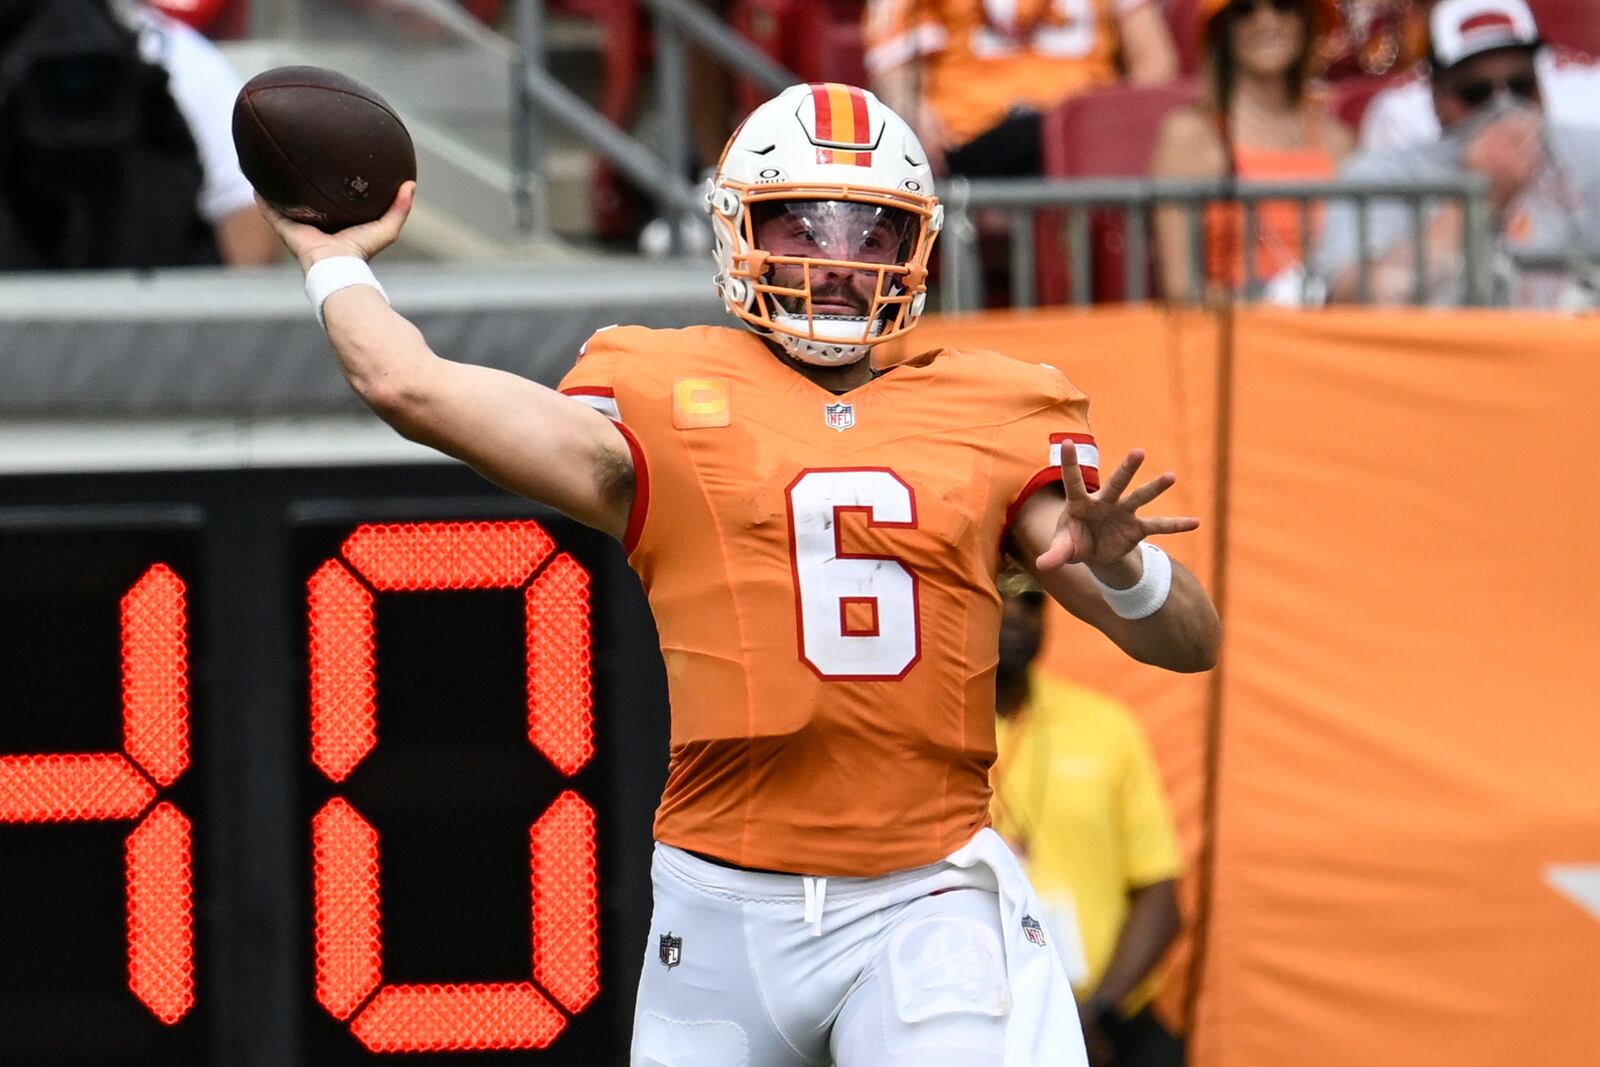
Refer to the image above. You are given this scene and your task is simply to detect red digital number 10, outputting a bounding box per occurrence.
[307,521,601,1054]
[0,519,599,1055]
[0,564,195,1024]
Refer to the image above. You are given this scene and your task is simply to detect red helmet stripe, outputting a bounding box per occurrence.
[810,83,874,167]
[848,86,870,145]
[810,83,835,149]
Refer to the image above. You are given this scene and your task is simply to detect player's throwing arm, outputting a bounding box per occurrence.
[236,69,635,541]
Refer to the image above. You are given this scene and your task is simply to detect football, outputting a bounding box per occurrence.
[232,65,416,233]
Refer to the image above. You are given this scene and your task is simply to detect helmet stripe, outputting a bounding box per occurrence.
[810,82,874,167]
[810,83,835,144]
[847,85,871,147]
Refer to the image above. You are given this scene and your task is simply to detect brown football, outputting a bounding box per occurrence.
[232,66,416,233]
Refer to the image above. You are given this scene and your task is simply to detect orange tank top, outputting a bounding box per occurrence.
[1204,109,1339,289]
[559,325,1100,876]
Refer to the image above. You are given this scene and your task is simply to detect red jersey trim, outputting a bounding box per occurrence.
[614,420,650,556]
[1005,467,1064,535]
[560,385,649,555]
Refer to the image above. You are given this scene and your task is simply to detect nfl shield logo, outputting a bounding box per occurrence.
[823,402,855,432]
[1021,915,1048,947]
[659,932,682,969]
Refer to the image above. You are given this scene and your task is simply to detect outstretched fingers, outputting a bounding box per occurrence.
[1121,470,1178,511]
[1035,528,1078,571]
[1142,515,1201,536]
[1099,448,1146,502]
[1058,443,1091,502]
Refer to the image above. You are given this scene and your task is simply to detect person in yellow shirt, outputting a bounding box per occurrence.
[991,573,1186,1066]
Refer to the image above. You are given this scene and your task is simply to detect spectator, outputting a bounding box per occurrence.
[0,0,218,269]
[119,0,278,265]
[1150,0,1353,303]
[864,0,1179,177]
[0,0,273,268]
[991,572,1185,1067]
[1319,0,1600,308]
[1359,0,1600,152]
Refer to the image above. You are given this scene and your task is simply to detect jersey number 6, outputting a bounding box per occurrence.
[787,469,922,680]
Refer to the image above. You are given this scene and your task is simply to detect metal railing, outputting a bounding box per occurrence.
[938,175,1498,312]
[512,0,797,245]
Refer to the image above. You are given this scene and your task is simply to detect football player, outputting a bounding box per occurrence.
[261,82,1220,1067]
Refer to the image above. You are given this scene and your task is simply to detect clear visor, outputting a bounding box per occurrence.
[748,200,920,320]
[750,200,919,267]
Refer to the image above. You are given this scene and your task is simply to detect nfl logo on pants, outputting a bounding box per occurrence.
[659,931,682,969]
[1021,914,1048,947]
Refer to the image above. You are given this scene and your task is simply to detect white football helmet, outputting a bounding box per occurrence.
[708,83,942,366]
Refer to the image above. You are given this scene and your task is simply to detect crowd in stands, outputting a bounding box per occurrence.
[1321,0,1600,307]
[6,0,1599,310]
[857,0,1600,308]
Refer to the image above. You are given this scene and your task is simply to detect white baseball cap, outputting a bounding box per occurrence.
[1430,0,1541,69]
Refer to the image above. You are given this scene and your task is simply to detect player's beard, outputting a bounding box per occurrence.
[767,265,876,319]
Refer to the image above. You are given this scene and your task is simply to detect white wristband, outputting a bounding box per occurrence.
[304,255,389,329]
[1091,542,1173,620]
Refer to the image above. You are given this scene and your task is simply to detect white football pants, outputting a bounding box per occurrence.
[630,829,1089,1067]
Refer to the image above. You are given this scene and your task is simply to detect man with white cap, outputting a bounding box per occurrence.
[1318,0,1600,307]
[1359,0,1600,153]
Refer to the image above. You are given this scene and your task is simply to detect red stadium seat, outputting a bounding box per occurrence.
[1037,80,1196,304]
[731,0,867,115]
[570,0,651,239]
[1164,0,1205,76]
[148,0,228,30]
[1527,0,1600,56]
[149,0,250,37]
[459,0,505,24]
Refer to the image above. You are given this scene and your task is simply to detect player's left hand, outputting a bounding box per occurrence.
[1034,446,1199,572]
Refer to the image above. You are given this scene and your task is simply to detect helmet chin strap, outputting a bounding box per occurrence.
[768,309,881,366]
[776,333,873,367]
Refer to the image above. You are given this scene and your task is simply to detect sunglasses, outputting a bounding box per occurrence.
[1226,0,1300,17]
[1450,72,1539,108]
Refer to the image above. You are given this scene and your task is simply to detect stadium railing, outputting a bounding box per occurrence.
[935,175,1498,311]
[511,0,795,247]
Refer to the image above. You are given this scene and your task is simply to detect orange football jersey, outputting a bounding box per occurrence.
[560,325,1099,876]
[863,0,1141,145]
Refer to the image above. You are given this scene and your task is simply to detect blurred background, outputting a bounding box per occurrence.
[1,0,1597,1064]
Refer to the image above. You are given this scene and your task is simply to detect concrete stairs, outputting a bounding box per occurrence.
[223,2,622,261]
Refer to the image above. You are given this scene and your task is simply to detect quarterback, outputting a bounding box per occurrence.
[263,83,1220,1066]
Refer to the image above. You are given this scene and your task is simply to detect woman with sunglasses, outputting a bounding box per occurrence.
[1149,0,1352,303]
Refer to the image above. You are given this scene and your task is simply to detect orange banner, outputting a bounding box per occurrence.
[911,306,1600,1067]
